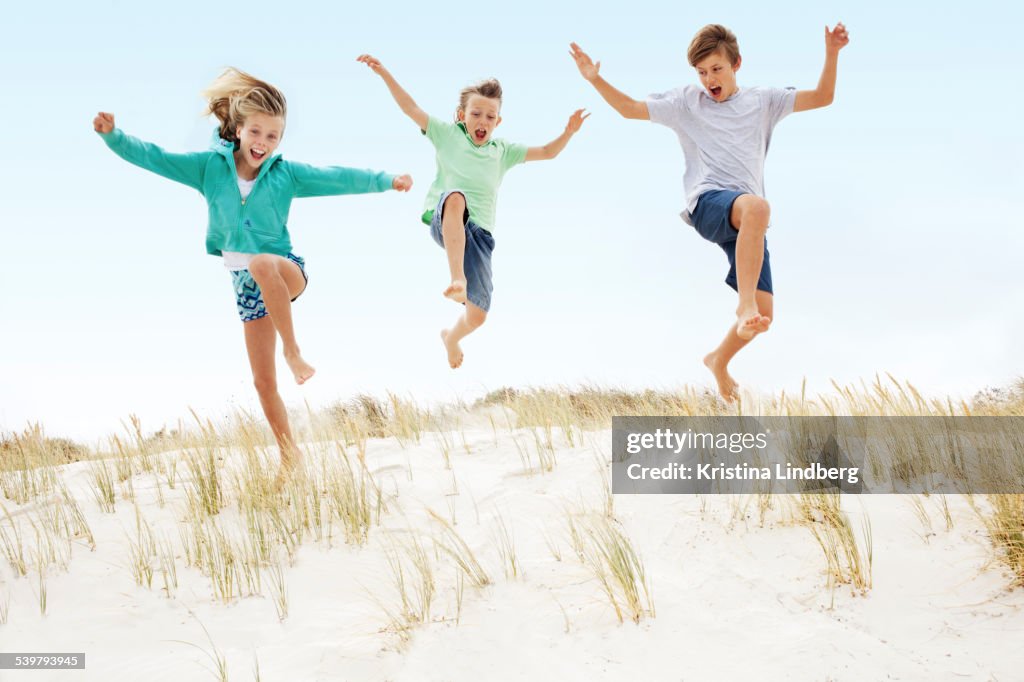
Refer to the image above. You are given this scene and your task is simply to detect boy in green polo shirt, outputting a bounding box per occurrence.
[359,54,588,369]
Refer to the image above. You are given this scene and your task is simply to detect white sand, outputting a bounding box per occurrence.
[2,413,1022,681]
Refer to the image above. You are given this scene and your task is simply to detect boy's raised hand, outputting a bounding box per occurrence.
[825,22,850,53]
[565,108,590,134]
[93,112,115,133]
[356,54,390,77]
[358,53,427,130]
[569,43,600,82]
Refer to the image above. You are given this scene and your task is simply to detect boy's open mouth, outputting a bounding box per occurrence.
[474,129,487,142]
[709,86,722,98]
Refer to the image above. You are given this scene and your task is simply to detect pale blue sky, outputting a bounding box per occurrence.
[2,1,1022,441]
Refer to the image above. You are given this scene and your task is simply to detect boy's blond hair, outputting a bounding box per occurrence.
[455,79,503,121]
[687,24,741,67]
[202,67,288,142]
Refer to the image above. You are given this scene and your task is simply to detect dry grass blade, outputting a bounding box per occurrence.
[578,514,654,624]
[427,509,490,587]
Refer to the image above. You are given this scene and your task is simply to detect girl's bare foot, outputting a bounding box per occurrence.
[440,329,464,369]
[443,279,468,303]
[273,447,303,492]
[703,352,739,402]
[283,350,316,385]
[735,307,771,340]
[272,467,288,493]
[272,465,304,493]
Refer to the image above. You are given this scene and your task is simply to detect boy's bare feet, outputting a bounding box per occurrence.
[444,279,468,304]
[704,351,739,402]
[440,329,464,369]
[735,307,771,340]
[284,350,316,385]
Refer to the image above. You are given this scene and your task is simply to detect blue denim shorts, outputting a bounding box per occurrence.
[691,189,773,295]
[429,190,495,312]
[230,253,308,323]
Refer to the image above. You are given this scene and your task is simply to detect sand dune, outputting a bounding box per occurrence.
[1,396,1023,681]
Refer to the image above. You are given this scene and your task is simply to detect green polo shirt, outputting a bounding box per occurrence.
[421,116,527,233]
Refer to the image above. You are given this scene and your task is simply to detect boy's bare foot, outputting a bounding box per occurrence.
[735,308,771,340]
[284,350,316,385]
[444,279,468,304]
[440,329,464,369]
[704,352,739,402]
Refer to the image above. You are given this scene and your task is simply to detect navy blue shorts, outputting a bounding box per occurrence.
[690,189,773,295]
[429,190,496,312]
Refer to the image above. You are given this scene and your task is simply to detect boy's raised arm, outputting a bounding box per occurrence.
[525,109,589,162]
[794,23,850,113]
[357,55,430,131]
[570,43,649,120]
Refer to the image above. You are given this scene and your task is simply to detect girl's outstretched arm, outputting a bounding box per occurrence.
[93,112,208,190]
[287,161,411,198]
[357,55,429,131]
[525,109,589,162]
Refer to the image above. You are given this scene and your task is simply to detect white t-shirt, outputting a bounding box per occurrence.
[223,177,258,271]
[646,85,796,225]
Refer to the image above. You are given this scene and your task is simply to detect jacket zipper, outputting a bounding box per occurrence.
[223,146,275,237]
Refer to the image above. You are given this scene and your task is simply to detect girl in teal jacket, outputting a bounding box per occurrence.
[94,68,412,479]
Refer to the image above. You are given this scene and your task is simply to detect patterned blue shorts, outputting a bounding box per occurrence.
[230,253,308,323]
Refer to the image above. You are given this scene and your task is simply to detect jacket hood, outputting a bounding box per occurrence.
[210,127,237,155]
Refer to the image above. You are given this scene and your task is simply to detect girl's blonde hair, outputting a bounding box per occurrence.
[455,79,502,122]
[202,68,287,142]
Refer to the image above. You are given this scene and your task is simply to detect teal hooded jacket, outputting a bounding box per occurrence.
[98,128,397,257]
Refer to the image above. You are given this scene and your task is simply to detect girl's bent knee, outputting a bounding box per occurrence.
[248,255,275,280]
[466,308,487,328]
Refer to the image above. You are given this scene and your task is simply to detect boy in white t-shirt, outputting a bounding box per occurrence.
[571,23,850,401]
